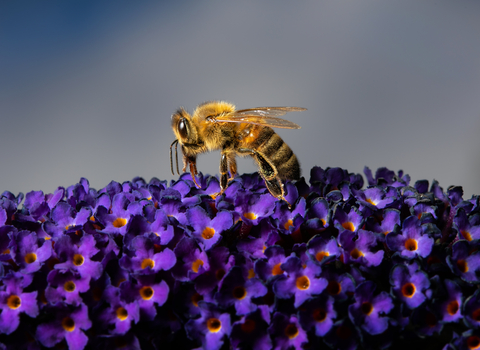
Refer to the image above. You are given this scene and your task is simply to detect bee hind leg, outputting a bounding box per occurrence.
[238,148,292,208]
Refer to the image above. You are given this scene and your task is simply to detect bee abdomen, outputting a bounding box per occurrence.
[258,131,300,180]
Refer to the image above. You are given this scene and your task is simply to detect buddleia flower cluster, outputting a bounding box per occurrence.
[1,166,480,350]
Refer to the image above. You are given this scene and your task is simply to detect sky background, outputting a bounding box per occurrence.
[1,1,480,199]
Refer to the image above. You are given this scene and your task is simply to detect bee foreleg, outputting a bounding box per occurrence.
[238,148,291,208]
[182,152,201,189]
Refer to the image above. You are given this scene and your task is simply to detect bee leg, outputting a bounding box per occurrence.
[183,153,201,188]
[211,150,237,199]
[227,152,237,182]
[219,151,229,191]
[238,148,292,208]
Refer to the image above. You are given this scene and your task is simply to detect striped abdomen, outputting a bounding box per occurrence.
[237,125,300,180]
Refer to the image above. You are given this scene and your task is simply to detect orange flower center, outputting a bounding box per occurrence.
[62,317,75,332]
[139,286,154,300]
[141,258,155,270]
[7,295,21,309]
[296,276,310,290]
[404,238,418,251]
[73,254,84,266]
[24,252,37,264]
[202,227,215,240]
[113,218,127,228]
[207,318,222,333]
[284,323,299,339]
[116,307,128,321]
[401,282,415,298]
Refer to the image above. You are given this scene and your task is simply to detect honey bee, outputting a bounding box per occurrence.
[170,101,306,206]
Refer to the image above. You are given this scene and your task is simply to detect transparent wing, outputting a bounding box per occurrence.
[234,106,307,117]
[214,107,305,129]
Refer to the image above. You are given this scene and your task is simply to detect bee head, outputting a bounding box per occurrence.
[171,108,197,146]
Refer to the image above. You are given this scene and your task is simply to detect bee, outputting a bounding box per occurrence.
[170,101,306,206]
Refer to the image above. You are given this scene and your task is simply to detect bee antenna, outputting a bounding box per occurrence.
[175,141,180,175]
[170,140,178,175]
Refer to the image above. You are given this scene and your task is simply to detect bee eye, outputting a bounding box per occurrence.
[178,119,188,139]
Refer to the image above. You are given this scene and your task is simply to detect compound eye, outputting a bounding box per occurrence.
[178,118,188,139]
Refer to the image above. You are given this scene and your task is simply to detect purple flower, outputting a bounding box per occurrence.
[36,303,91,350]
[96,193,143,235]
[464,289,480,329]
[348,281,393,335]
[367,208,401,236]
[390,264,430,309]
[97,285,140,334]
[119,234,176,274]
[120,276,169,321]
[339,229,384,267]
[186,206,233,250]
[172,236,210,282]
[356,186,395,211]
[185,301,231,350]
[148,209,175,244]
[411,202,437,224]
[53,233,103,281]
[273,256,327,308]
[450,330,480,350]
[254,245,288,282]
[24,188,64,221]
[236,219,281,259]
[333,206,364,233]
[436,279,463,323]
[194,246,235,295]
[51,202,92,234]
[0,272,39,334]
[306,235,341,265]
[230,306,272,350]
[45,270,91,306]
[305,197,330,234]
[268,312,307,350]
[215,266,267,315]
[298,295,336,336]
[234,193,276,226]
[320,268,356,301]
[364,166,410,188]
[411,304,443,337]
[9,230,52,273]
[454,209,480,242]
[446,240,480,283]
[0,208,7,227]
[271,197,306,234]
[386,216,434,259]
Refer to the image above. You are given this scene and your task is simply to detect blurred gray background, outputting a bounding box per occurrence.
[1,1,480,198]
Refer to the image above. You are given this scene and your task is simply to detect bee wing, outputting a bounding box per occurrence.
[234,106,307,117]
[214,107,306,129]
